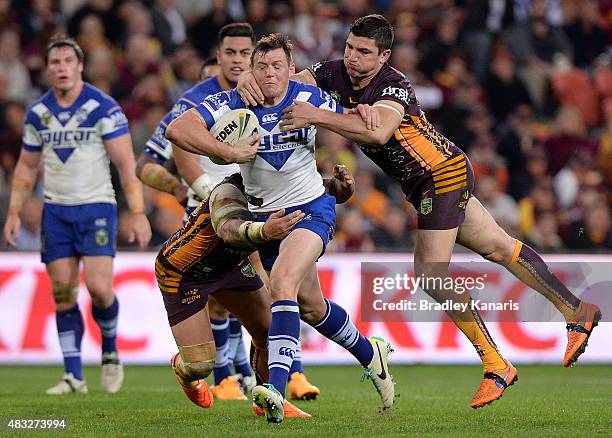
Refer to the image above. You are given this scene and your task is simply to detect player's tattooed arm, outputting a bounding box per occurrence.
[323,164,355,204]
[167,109,259,163]
[280,99,404,145]
[136,153,188,205]
[3,149,40,247]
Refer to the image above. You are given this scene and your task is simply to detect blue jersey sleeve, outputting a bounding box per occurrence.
[144,111,174,164]
[22,107,43,152]
[194,90,245,129]
[97,96,130,140]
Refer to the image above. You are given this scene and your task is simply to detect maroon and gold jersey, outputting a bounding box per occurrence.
[308,60,468,199]
[155,174,256,286]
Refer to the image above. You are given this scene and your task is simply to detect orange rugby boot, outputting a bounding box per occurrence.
[471,359,518,409]
[564,302,602,367]
[287,372,320,400]
[171,354,214,408]
[212,376,248,400]
[251,401,311,418]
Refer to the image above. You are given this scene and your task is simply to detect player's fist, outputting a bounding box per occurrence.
[280,101,319,131]
[230,134,260,164]
[3,212,21,248]
[126,212,152,249]
[263,209,305,240]
[328,164,355,204]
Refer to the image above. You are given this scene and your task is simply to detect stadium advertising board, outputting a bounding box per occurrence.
[0,253,609,364]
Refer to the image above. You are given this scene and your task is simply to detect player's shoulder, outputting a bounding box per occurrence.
[182,76,223,105]
[310,59,343,76]
[202,88,244,111]
[82,82,120,108]
[291,81,327,100]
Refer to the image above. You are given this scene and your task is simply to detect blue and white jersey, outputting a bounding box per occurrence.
[195,80,343,212]
[144,76,240,207]
[22,83,129,205]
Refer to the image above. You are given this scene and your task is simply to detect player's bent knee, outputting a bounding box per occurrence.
[178,342,216,379]
[269,276,299,298]
[52,282,79,304]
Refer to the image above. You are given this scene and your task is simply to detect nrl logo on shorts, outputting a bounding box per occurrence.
[420,197,432,215]
[241,263,256,278]
[95,228,109,246]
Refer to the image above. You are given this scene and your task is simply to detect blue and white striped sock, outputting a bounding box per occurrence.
[268,300,300,398]
[289,340,303,375]
[56,305,84,380]
[92,297,119,354]
[210,318,232,385]
[313,298,373,367]
[229,315,252,377]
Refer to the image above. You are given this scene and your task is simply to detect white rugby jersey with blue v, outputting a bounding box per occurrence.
[22,83,129,205]
[194,80,343,212]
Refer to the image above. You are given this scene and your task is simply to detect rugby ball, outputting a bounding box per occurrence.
[209,108,260,164]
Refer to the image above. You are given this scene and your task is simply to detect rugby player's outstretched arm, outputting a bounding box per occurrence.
[218,210,305,247]
[136,152,187,204]
[105,134,152,249]
[281,99,403,145]
[3,149,40,247]
[167,109,259,163]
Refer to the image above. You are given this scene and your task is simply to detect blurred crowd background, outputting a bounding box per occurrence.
[0,0,611,253]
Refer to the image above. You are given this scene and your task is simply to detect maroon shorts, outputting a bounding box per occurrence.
[409,152,475,230]
[156,259,264,326]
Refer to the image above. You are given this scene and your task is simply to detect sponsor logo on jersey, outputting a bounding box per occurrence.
[310,62,322,73]
[261,113,278,124]
[181,288,201,305]
[58,111,71,122]
[41,129,97,147]
[172,103,189,119]
[381,86,411,105]
[205,92,230,111]
[259,127,310,152]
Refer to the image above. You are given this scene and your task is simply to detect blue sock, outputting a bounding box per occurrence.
[313,298,373,367]
[91,297,119,354]
[210,318,232,385]
[289,340,303,375]
[268,300,300,398]
[228,315,252,377]
[56,305,84,380]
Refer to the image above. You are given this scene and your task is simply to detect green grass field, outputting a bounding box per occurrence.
[1,365,611,437]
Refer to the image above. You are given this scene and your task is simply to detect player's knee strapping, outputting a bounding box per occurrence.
[52,282,79,304]
[177,342,216,381]
[508,240,580,319]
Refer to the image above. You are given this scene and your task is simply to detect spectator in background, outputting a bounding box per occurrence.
[348,169,388,227]
[419,10,462,79]
[116,34,160,99]
[565,204,612,250]
[189,0,235,58]
[316,128,356,176]
[67,0,119,45]
[545,105,598,175]
[151,0,186,55]
[553,149,602,209]
[84,46,118,95]
[244,0,273,39]
[517,181,558,236]
[0,29,32,103]
[526,210,564,251]
[476,173,519,235]
[20,0,66,53]
[507,0,573,112]
[392,43,442,112]
[371,204,413,251]
[482,48,532,124]
[75,13,111,53]
[468,132,509,192]
[333,208,375,252]
[0,101,25,179]
[168,44,202,99]
[455,104,495,154]
[0,0,18,31]
[121,73,169,123]
[562,0,607,70]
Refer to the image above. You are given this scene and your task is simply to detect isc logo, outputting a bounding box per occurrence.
[261,113,278,123]
[260,127,310,150]
[278,347,295,358]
